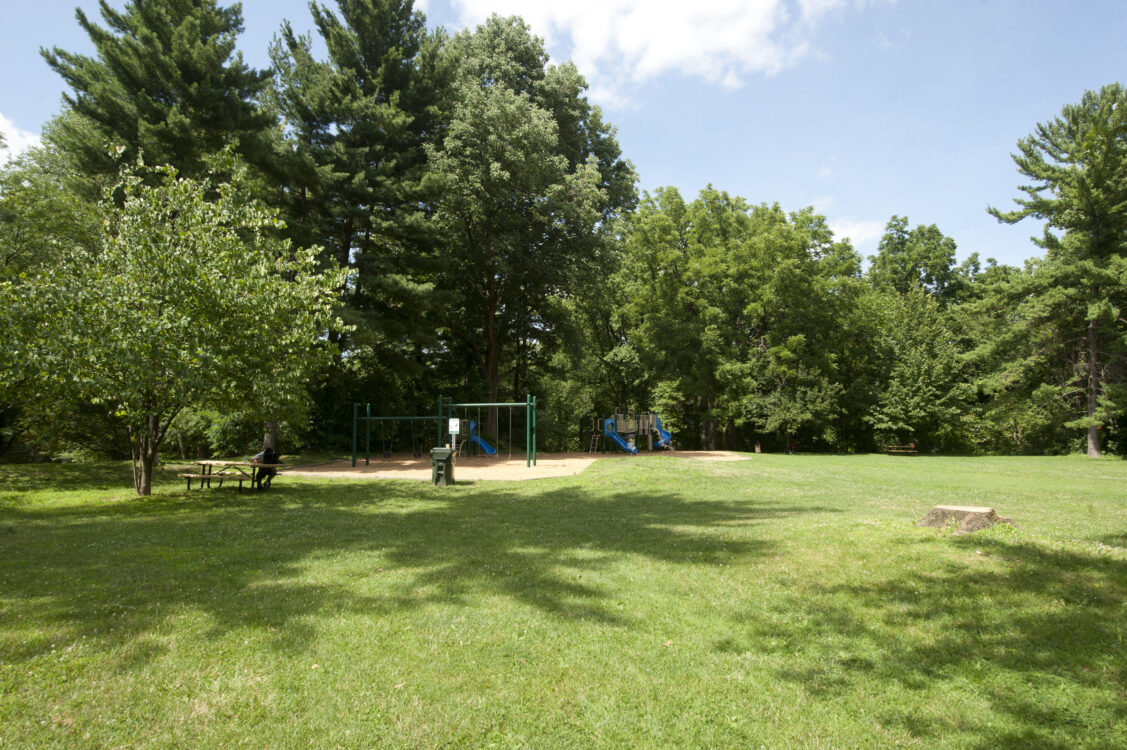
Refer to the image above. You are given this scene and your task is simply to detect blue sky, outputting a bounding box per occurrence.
[2,0,1125,267]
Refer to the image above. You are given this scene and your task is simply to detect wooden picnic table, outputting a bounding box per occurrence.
[179,460,282,491]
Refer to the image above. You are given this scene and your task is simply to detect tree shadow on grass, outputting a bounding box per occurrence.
[0,461,138,494]
[0,477,834,669]
[729,534,1127,747]
[1098,532,1127,549]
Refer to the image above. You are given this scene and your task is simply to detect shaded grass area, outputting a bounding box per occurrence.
[1,455,1125,747]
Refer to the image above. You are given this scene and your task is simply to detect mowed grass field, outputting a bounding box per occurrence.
[1,454,1125,748]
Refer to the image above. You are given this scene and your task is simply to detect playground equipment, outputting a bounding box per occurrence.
[352,395,537,467]
[604,416,638,454]
[651,414,673,448]
[465,419,497,455]
[441,397,535,465]
[440,417,498,456]
[351,402,443,465]
[588,412,674,454]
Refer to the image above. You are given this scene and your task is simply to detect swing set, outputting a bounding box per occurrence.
[351,395,538,468]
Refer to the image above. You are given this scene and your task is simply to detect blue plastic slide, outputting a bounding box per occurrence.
[603,417,638,454]
[653,415,673,448]
[467,420,497,455]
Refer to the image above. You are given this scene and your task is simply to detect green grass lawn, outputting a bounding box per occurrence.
[2,454,1125,748]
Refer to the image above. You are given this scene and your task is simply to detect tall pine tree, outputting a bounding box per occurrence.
[987,83,1127,457]
[43,0,273,180]
[270,0,448,383]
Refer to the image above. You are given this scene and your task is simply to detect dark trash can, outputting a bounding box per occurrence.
[430,447,455,486]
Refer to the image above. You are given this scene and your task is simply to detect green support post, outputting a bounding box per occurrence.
[365,403,371,465]
[435,396,537,468]
[351,403,358,467]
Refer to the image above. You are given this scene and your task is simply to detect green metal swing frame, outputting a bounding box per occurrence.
[351,395,537,467]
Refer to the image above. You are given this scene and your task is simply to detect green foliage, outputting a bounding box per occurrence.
[868,215,964,302]
[269,0,448,371]
[16,9,1127,459]
[33,155,346,493]
[985,83,1127,456]
[866,287,973,451]
[0,141,102,275]
[165,408,266,458]
[424,15,635,411]
[989,83,1127,260]
[41,0,273,179]
[613,186,863,449]
[0,140,107,454]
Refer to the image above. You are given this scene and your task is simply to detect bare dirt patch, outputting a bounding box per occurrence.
[281,450,749,482]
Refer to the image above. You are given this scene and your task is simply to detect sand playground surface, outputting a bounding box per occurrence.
[281,450,749,482]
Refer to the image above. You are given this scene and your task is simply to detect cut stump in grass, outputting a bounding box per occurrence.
[917,505,1014,536]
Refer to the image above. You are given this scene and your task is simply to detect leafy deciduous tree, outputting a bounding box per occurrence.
[616,186,862,450]
[41,157,345,494]
[425,15,634,418]
[0,137,105,454]
[868,215,963,302]
[866,287,972,450]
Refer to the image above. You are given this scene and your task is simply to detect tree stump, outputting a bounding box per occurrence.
[917,505,1013,535]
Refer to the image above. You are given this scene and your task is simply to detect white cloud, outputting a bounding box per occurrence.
[828,217,885,253]
[875,25,909,49]
[0,113,41,165]
[449,0,882,105]
[817,166,833,179]
[797,0,848,23]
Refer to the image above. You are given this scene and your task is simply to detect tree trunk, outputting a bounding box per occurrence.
[698,398,706,449]
[1087,319,1102,457]
[129,410,178,496]
[485,348,500,438]
[512,338,522,404]
[263,422,277,452]
[705,374,718,450]
[131,431,156,496]
[699,397,717,451]
[483,290,501,438]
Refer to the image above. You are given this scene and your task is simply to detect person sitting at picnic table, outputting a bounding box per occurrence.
[249,447,281,488]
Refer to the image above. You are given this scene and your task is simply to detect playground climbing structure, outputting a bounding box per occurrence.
[588,412,674,454]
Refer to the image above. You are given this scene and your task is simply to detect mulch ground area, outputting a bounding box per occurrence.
[280,451,749,482]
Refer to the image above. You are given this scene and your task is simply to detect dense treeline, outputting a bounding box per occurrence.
[2,0,1126,474]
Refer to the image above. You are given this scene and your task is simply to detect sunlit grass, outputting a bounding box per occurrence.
[1,454,1125,747]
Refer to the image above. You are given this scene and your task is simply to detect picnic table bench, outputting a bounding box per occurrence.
[179,460,281,491]
[882,443,917,455]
